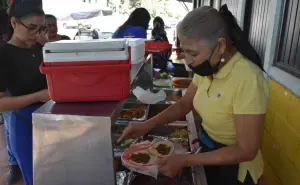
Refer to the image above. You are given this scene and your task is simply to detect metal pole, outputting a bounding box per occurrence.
[193,0,201,9]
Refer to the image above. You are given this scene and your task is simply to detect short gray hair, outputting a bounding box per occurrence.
[177,6,230,47]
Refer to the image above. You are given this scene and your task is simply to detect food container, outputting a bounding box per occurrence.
[118,103,150,122]
[148,125,190,153]
[173,78,192,89]
[40,40,131,102]
[145,40,172,54]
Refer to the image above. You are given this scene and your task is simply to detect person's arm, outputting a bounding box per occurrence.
[0,92,41,112]
[36,35,48,47]
[185,114,264,166]
[185,73,269,166]
[145,80,199,128]
[0,50,49,112]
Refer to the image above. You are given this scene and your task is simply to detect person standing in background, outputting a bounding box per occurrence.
[151,16,172,71]
[35,14,71,47]
[0,1,50,185]
[44,14,70,41]
[112,8,150,39]
[151,17,189,77]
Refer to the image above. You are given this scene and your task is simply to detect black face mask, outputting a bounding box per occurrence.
[188,45,221,76]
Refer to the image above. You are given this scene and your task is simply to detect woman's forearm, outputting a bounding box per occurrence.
[185,145,256,167]
[0,93,39,112]
[146,99,193,128]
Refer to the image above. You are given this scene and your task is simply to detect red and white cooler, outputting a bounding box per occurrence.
[144,40,172,54]
[121,38,145,64]
[40,39,131,102]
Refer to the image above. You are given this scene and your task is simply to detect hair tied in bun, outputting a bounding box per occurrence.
[9,0,43,18]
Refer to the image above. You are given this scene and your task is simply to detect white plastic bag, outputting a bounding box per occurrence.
[132,86,166,104]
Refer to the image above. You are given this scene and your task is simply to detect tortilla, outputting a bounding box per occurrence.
[149,140,174,157]
[129,150,158,166]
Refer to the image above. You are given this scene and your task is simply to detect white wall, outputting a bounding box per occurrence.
[263,0,300,96]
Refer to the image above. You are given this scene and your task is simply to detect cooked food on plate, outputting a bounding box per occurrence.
[129,150,158,165]
[156,144,171,155]
[149,140,174,157]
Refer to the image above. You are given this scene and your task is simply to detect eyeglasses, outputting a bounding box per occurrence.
[17,19,48,35]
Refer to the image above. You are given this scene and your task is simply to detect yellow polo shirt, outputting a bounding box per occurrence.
[192,52,269,183]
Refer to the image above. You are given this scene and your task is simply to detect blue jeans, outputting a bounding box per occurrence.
[3,91,18,166]
[4,103,43,185]
[3,113,18,166]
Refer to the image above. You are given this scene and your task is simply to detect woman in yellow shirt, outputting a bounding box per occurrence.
[118,5,269,185]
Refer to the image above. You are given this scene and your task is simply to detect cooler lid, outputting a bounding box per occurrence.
[110,38,145,46]
[44,39,127,53]
[125,38,145,46]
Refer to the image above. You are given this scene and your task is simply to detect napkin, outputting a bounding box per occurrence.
[132,87,166,104]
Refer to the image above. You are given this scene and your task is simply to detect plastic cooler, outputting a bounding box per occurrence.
[40,40,131,102]
[145,40,172,54]
[122,38,145,64]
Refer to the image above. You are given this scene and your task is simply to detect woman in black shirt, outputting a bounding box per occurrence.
[0,1,50,185]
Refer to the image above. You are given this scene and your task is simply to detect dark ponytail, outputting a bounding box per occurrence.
[219,4,265,72]
[9,0,43,19]
[116,8,150,38]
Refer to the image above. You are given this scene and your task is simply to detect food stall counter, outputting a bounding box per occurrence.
[32,56,153,185]
[32,55,207,185]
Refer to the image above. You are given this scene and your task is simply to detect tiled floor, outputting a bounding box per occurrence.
[0,124,24,185]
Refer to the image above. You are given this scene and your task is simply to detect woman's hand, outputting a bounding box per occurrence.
[37,35,48,46]
[117,121,154,142]
[34,89,50,102]
[156,154,188,178]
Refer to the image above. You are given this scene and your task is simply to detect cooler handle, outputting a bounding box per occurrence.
[67,73,111,87]
[40,62,131,74]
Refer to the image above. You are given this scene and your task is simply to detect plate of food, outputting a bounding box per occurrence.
[148,140,174,157]
[129,150,158,166]
[121,140,175,178]
[114,137,143,154]
[122,140,174,167]
[121,141,156,169]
